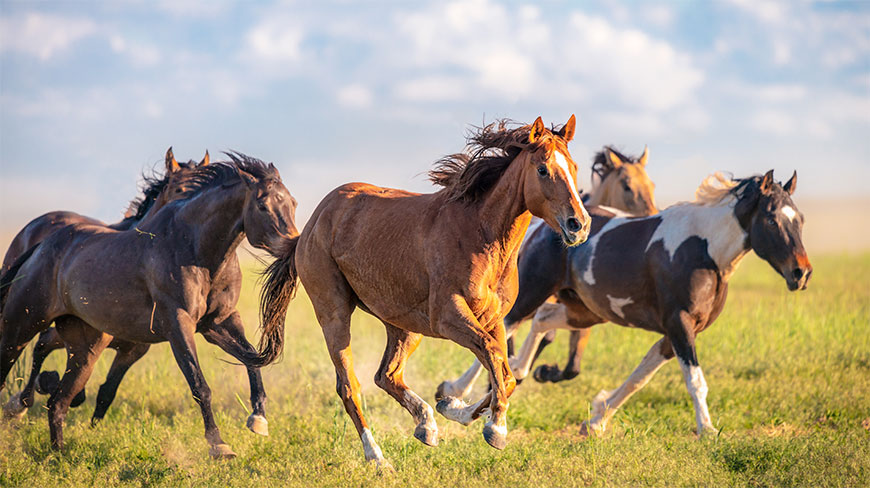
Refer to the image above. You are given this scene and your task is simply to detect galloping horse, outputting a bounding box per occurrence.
[438,145,658,399]
[2,148,207,421]
[261,117,589,467]
[0,154,297,458]
[485,171,811,437]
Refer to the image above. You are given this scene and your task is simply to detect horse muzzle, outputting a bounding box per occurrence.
[785,265,812,291]
[558,215,590,247]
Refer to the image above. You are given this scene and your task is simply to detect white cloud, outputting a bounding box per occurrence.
[394,76,470,102]
[565,12,705,111]
[337,84,373,109]
[109,35,161,67]
[750,109,795,136]
[725,0,787,24]
[0,13,96,60]
[246,19,304,61]
[643,5,675,28]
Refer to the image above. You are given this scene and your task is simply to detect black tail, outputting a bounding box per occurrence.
[246,236,300,367]
[0,243,40,315]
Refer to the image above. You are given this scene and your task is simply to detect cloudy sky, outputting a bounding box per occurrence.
[1,0,868,231]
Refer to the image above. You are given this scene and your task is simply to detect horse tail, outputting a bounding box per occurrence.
[247,236,300,367]
[0,243,40,315]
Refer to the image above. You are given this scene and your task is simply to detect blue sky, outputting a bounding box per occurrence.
[1,0,868,230]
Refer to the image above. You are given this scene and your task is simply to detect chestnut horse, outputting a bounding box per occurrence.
[261,116,589,467]
[0,154,297,458]
[2,148,207,421]
[439,145,658,399]
[491,171,810,437]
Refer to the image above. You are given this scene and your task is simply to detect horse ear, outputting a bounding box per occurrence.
[638,146,649,166]
[528,116,546,144]
[165,147,180,173]
[199,150,210,167]
[760,170,775,195]
[607,148,624,168]
[268,162,281,179]
[557,114,576,143]
[783,170,797,195]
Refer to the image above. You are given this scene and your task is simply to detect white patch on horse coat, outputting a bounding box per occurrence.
[645,197,748,278]
[782,205,797,222]
[579,217,625,286]
[361,428,385,461]
[607,295,634,318]
[596,205,634,218]
[554,150,583,207]
[521,217,545,250]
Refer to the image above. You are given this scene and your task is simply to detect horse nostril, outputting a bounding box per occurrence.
[792,268,804,281]
[566,217,581,233]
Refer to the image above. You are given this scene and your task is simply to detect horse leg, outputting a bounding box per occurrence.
[435,304,515,450]
[91,341,150,425]
[666,311,717,436]
[534,329,593,383]
[3,328,64,418]
[164,310,235,459]
[510,302,575,381]
[435,317,521,400]
[201,311,269,436]
[580,337,673,437]
[48,319,111,449]
[374,323,437,446]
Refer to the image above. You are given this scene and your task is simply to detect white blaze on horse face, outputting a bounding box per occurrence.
[781,205,797,222]
[360,428,385,461]
[607,295,634,319]
[554,150,583,207]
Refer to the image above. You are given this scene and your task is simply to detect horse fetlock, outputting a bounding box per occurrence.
[435,380,463,401]
[246,413,269,436]
[2,393,27,419]
[435,397,473,425]
[208,443,237,460]
[697,423,719,438]
[590,389,613,418]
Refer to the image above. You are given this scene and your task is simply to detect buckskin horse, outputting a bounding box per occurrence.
[0,153,297,458]
[2,148,206,422]
[438,145,659,399]
[260,116,589,468]
[467,171,811,438]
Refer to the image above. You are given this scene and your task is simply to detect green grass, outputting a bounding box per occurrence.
[1,253,868,487]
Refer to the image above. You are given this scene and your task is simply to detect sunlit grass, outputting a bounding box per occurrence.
[1,253,868,486]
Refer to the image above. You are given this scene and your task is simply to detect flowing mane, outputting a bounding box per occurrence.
[591,146,635,184]
[691,172,755,206]
[429,120,561,202]
[175,151,279,199]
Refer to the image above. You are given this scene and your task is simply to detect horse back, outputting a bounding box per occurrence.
[2,211,103,274]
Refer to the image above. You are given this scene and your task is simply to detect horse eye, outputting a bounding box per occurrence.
[622,183,631,192]
[766,217,776,226]
[537,165,548,177]
[258,202,268,211]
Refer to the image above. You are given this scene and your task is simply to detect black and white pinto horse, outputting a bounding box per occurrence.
[440,170,811,437]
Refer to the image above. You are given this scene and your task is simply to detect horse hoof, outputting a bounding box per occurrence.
[208,443,237,460]
[435,381,452,401]
[482,421,507,450]
[372,457,395,473]
[579,420,605,439]
[36,371,60,395]
[2,393,27,420]
[435,397,472,425]
[697,425,719,439]
[533,364,556,383]
[246,414,269,436]
[414,423,438,447]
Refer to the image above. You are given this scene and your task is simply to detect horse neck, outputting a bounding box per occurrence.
[475,157,532,255]
[586,173,616,208]
[664,198,750,280]
[174,182,248,268]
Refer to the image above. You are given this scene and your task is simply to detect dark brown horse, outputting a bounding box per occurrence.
[0,153,297,458]
[2,148,207,422]
[439,145,659,398]
[261,116,590,468]
[462,171,811,437]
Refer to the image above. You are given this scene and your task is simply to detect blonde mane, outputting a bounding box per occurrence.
[692,172,740,206]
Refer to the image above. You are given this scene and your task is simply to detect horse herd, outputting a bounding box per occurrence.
[0,116,812,469]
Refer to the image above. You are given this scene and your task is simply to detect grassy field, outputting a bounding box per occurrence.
[1,253,868,487]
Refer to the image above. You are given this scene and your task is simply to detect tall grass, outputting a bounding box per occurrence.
[1,253,867,487]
